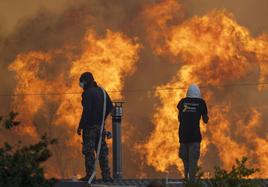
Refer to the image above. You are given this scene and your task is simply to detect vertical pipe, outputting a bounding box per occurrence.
[111,102,123,179]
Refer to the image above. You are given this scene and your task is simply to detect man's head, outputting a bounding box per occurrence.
[186,84,201,98]
[79,72,96,89]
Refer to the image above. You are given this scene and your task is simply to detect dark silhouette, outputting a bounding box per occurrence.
[177,84,209,182]
[77,72,113,182]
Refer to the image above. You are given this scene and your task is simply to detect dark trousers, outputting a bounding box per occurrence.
[82,127,111,179]
[179,142,200,181]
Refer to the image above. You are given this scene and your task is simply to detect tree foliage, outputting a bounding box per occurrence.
[0,112,57,187]
[211,157,260,187]
[185,157,261,187]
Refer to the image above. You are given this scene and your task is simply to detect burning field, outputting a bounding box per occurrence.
[0,0,268,179]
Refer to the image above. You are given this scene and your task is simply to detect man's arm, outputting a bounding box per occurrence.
[177,100,182,122]
[201,100,209,124]
[105,91,113,118]
[77,91,92,134]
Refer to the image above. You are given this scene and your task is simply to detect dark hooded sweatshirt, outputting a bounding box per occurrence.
[79,86,113,129]
[177,85,209,143]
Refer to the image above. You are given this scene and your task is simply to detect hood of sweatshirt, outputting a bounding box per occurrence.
[186,84,201,98]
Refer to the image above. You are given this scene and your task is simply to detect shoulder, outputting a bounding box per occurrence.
[96,87,110,95]
[199,98,206,104]
[182,97,188,101]
[177,98,186,107]
[83,88,95,96]
[198,98,207,107]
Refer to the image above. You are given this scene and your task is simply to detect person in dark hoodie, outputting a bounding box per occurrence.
[177,84,209,182]
[77,72,113,182]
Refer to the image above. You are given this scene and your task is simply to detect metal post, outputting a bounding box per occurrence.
[111,102,124,180]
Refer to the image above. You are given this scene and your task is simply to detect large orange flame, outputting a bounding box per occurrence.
[8,30,140,177]
[138,2,268,178]
[5,0,268,179]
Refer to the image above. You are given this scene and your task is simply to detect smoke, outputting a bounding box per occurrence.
[0,0,171,178]
[0,0,84,36]
[135,3,268,178]
[183,0,268,36]
[0,0,268,179]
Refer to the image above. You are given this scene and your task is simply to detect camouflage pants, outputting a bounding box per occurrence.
[82,127,111,179]
[179,142,200,181]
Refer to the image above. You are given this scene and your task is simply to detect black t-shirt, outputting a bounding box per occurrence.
[177,97,208,143]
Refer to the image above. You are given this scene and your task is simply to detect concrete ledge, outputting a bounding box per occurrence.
[55,180,88,187]
[55,179,268,187]
[55,180,138,187]
[54,179,184,187]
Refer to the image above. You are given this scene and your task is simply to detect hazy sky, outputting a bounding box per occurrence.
[0,0,267,37]
[0,0,267,178]
[183,0,268,36]
[0,0,79,35]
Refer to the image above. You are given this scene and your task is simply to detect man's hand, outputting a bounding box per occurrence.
[105,131,112,139]
[202,115,209,124]
[77,127,82,136]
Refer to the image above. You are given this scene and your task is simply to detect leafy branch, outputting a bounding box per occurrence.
[0,112,57,187]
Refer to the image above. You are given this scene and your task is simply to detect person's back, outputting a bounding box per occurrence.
[177,97,208,143]
[177,84,208,182]
[81,86,113,128]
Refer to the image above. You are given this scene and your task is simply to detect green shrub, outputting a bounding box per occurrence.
[211,157,260,187]
[0,112,57,187]
[184,157,261,187]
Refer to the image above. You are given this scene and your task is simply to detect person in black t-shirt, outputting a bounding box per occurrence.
[177,84,209,182]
